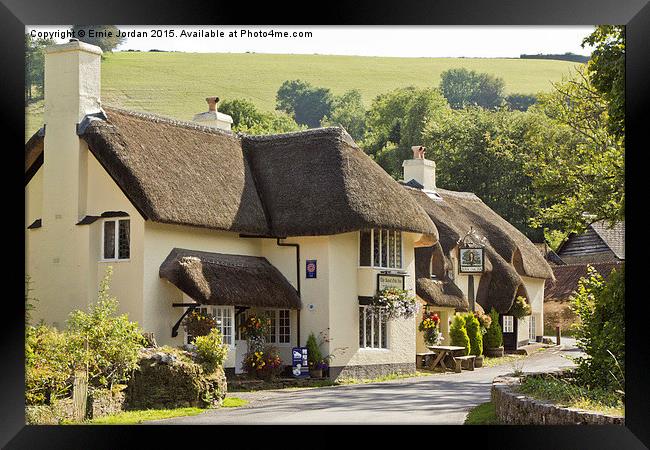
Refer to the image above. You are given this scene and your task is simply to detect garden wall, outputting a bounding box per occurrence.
[491,372,624,425]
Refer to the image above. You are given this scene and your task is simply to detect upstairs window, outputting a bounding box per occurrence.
[102,219,130,260]
[359,229,402,269]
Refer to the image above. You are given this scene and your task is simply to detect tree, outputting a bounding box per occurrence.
[484,308,503,349]
[570,265,624,392]
[219,98,303,135]
[505,93,537,111]
[464,313,483,356]
[321,89,367,141]
[527,66,624,233]
[363,86,449,178]
[276,80,333,128]
[70,25,125,53]
[25,34,55,103]
[422,106,546,241]
[582,25,624,139]
[439,68,505,110]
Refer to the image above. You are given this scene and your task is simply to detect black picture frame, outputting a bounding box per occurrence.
[458,247,485,274]
[377,273,406,291]
[4,0,648,447]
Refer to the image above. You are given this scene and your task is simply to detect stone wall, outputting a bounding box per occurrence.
[88,388,127,419]
[492,373,625,425]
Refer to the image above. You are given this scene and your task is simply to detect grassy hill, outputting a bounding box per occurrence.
[25,51,581,139]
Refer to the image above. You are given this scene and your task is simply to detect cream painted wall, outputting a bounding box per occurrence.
[142,222,263,348]
[26,144,145,329]
[521,276,545,337]
[329,232,418,369]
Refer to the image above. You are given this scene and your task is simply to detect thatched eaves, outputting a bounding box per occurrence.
[242,128,436,237]
[81,107,270,235]
[26,108,436,238]
[159,248,301,309]
[407,186,553,314]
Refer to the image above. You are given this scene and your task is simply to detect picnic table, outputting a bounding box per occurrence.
[426,345,468,372]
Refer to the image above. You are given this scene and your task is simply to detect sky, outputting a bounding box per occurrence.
[27,26,596,58]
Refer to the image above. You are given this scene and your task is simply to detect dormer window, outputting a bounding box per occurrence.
[102,219,130,260]
[359,228,402,269]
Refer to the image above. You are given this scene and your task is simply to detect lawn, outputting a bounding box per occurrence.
[464,401,501,425]
[82,397,249,424]
[25,51,581,138]
[84,407,205,425]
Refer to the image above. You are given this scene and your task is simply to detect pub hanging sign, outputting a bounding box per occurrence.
[377,273,406,291]
[458,247,485,274]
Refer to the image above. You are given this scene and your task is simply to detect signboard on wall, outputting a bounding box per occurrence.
[459,247,484,273]
[306,260,317,278]
[377,273,405,291]
[292,347,309,378]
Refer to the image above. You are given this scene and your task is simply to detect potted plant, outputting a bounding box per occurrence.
[306,332,324,378]
[464,313,483,367]
[484,308,504,357]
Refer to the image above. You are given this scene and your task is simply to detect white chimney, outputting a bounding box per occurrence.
[42,39,103,223]
[192,96,233,131]
[402,145,436,190]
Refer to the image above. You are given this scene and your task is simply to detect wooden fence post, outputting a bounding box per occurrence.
[72,370,88,422]
[555,325,561,346]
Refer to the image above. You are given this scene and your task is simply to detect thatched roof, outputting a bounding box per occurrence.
[417,278,469,310]
[414,245,469,310]
[406,186,554,314]
[545,261,623,301]
[241,128,436,236]
[159,248,301,308]
[25,107,435,237]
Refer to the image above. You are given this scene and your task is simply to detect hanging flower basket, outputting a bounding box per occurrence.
[509,296,532,319]
[418,311,443,346]
[369,287,418,320]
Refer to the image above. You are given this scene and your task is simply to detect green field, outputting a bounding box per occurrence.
[25,51,581,139]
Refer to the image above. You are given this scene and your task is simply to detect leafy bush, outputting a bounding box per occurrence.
[242,345,283,381]
[474,310,492,333]
[570,265,625,392]
[484,308,503,349]
[306,332,324,370]
[193,328,229,373]
[25,324,73,405]
[464,313,483,356]
[450,315,470,356]
[65,268,145,389]
[509,296,532,319]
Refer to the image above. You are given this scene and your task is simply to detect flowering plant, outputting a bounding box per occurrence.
[369,288,418,320]
[474,311,492,334]
[242,345,283,381]
[418,311,443,346]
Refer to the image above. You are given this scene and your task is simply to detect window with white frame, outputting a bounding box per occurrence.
[359,229,402,269]
[502,315,514,333]
[187,306,234,345]
[102,219,130,260]
[262,309,291,344]
[359,306,387,349]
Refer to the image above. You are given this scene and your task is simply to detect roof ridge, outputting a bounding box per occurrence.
[102,105,236,138]
[240,125,349,141]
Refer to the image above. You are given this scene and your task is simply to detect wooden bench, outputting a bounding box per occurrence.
[454,355,476,372]
[415,352,436,369]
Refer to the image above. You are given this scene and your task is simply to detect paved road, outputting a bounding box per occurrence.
[148,344,581,425]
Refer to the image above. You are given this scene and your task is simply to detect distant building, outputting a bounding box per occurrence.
[556,221,625,265]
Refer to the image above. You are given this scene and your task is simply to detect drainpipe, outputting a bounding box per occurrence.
[276,238,301,346]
